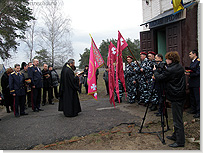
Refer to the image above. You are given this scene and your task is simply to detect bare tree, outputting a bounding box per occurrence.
[39,0,73,67]
[21,4,40,62]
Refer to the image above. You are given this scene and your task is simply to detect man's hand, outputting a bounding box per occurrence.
[153,65,156,71]
[32,86,35,88]
[133,81,136,84]
[185,72,190,76]
[13,94,16,96]
[140,68,144,72]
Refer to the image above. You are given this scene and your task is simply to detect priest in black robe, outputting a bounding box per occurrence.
[58,59,81,117]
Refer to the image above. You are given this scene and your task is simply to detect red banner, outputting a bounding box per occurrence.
[115,31,128,103]
[108,41,117,106]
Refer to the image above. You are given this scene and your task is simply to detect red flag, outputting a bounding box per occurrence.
[108,41,117,106]
[115,31,128,103]
[87,37,104,100]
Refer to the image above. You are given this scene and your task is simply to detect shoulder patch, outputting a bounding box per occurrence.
[197,58,200,61]
[11,72,15,75]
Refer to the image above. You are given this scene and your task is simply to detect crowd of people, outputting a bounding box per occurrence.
[0,49,200,148]
[102,50,200,148]
[0,59,60,117]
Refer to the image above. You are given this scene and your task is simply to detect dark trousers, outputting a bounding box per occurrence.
[4,94,13,112]
[189,87,200,114]
[79,84,82,94]
[32,88,41,110]
[43,87,52,104]
[13,95,26,116]
[171,101,185,145]
[27,92,31,107]
[85,86,88,94]
[105,81,109,94]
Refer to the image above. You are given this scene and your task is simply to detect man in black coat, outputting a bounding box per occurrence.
[154,51,185,148]
[42,64,53,105]
[58,59,81,117]
[1,68,14,113]
[185,50,200,118]
[28,59,43,112]
[83,65,89,94]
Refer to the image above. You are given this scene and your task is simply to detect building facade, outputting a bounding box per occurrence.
[140,0,201,67]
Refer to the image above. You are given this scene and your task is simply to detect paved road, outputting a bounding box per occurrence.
[0,98,138,150]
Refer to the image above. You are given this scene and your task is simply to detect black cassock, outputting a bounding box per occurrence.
[58,63,81,117]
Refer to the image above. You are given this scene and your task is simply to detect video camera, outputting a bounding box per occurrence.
[152,60,167,72]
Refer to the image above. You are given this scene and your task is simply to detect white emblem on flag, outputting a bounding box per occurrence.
[120,37,124,46]
[91,84,97,91]
[111,47,116,55]
[94,93,97,97]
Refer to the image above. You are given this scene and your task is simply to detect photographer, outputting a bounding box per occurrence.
[153,51,185,148]
[152,54,166,116]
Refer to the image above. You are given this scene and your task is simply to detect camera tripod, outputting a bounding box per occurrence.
[138,92,170,145]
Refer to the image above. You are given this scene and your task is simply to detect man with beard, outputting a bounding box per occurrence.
[58,59,81,117]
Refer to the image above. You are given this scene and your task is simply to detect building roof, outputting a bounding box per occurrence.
[140,2,196,28]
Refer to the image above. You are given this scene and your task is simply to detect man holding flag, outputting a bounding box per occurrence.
[87,36,104,100]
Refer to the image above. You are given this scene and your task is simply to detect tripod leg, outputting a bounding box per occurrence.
[139,102,149,133]
[165,107,170,130]
[161,108,165,144]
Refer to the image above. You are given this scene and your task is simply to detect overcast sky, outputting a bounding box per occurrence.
[64,0,143,66]
[1,0,143,67]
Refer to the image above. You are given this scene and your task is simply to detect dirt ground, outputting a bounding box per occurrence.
[32,99,200,150]
[33,69,200,150]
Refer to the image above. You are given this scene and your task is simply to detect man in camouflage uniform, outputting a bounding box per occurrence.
[138,52,158,105]
[124,56,138,104]
[147,51,159,111]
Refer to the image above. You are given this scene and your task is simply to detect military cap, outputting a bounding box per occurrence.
[148,51,156,55]
[140,52,147,55]
[127,56,133,59]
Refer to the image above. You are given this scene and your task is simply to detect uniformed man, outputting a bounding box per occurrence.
[153,54,166,116]
[124,56,138,104]
[9,64,28,117]
[28,59,43,112]
[185,49,200,118]
[147,51,159,111]
[138,52,157,104]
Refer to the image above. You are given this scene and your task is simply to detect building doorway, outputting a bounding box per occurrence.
[157,29,166,59]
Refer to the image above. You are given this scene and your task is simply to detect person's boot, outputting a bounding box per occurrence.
[150,104,157,111]
[6,106,10,113]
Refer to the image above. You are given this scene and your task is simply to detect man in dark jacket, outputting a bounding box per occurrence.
[185,50,200,118]
[83,65,89,94]
[154,51,185,148]
[20,63,32,108]
[58,59,81,117]
[1,68,14,113]
[42,64,53,105]
[49,65,59,99]
[9,64,28,117]
[28,59,43,112]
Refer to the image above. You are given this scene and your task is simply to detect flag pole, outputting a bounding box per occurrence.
[127,46,141,69]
